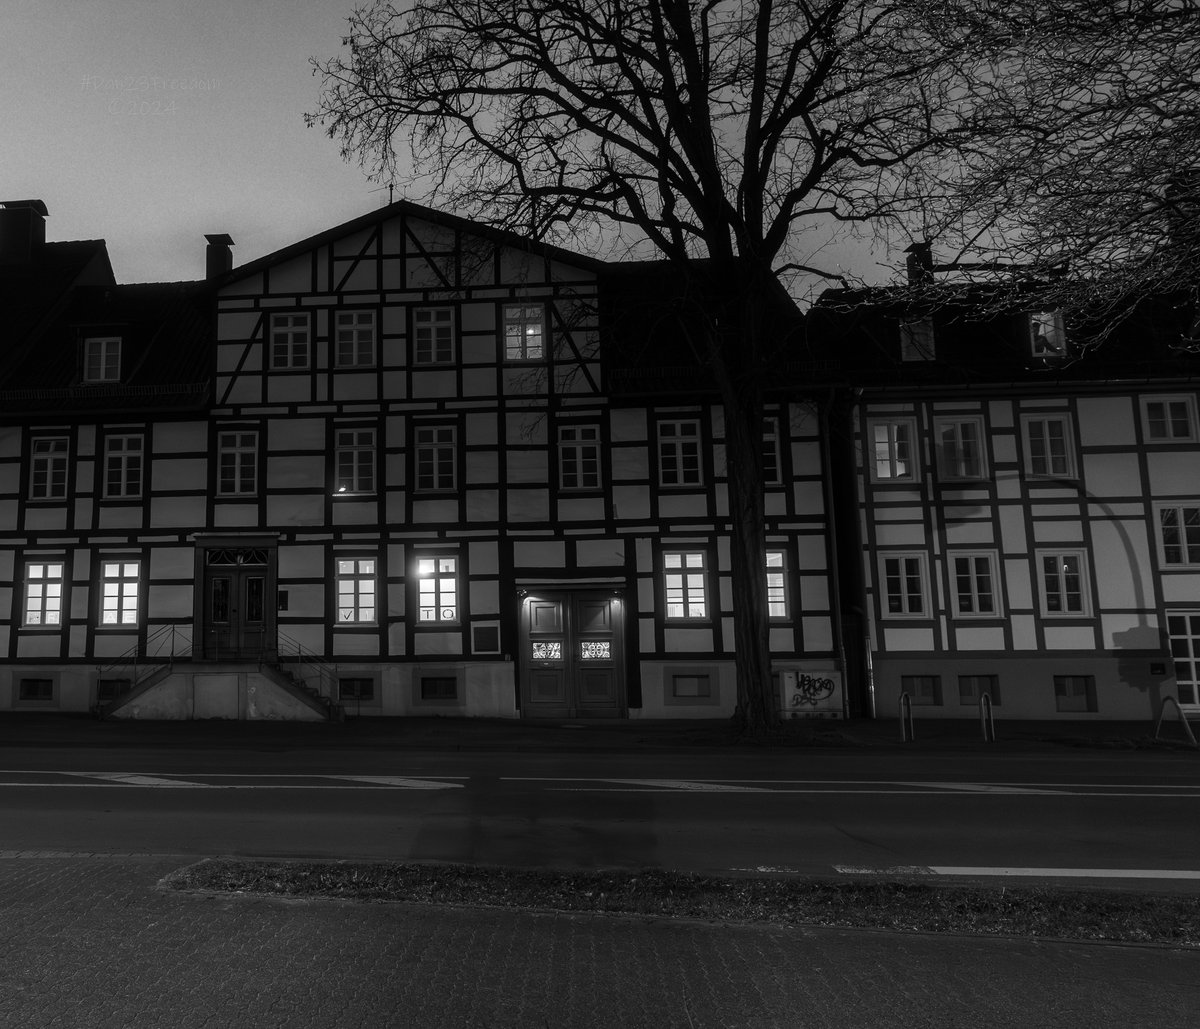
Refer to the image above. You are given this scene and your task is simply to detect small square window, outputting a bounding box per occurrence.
[1054,674,1097,713]
[958,675,1000,705]
[83,337,121,382]
[950,552,1001,617]
[868,419,917,482]
[880,553,928,618]
[1141,395,1197,443]
[658,420,702,486]
[335,310,376,367]
[1029,310,1069,359]
[415,307,455,364]
[663,550,708,619]
[503,303,545,361]
[1022,414,1076,479]
[901,675,942,706]
[269,313,311,369]
[934,417,986,481]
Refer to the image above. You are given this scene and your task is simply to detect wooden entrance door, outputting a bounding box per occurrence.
[520,592,624,718]
[201,548,271,659]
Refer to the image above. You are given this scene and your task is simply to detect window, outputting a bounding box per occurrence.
[950,552,1000,617]
[30,436,68,499]
[24,561,64,626]
[269,313,310,369]
[503,303,545,361]
[18,678,54,703]
[1023,414,1075,478]
[763,417,781,485]
[1038,551,1090,616]
[663,551,708,619]
[1054,674,1097,713]
[1141,395,1197,443]
[958,675,1000,705]
[100,560,139,626]
[900,318,935,361]
[418,556,459,623]
[335,310,376,367]
[414,307,454,364]
[83,336,121,382]
[339,677,375,701]
[217,431,258,495]
[420,676,459,701]
[934,417,985,480]
[103,434,143,498]
[335,558,376,623]
[1167,613,1200,707]
[868,419,916,482]
[559,425,601,490]
[880,553,927,617]
[415,426,456,491]
[672,673,712,698]
[1157,504,1200,567]
[335,428,376,494]
[901,674,942,706]
[766,550,788,618]
[658,420,702,486]
[1029,310,1068,358]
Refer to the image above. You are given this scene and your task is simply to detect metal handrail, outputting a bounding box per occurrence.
[1153,696,1198,749]
[899,691,914,742]
[95,623,192,685]
[273,630,339,704]
[979,692,996,743]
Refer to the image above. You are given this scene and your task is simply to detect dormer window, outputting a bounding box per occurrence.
[1028,310,1068,359]
[83,337,121,382]
[900,317,935,361]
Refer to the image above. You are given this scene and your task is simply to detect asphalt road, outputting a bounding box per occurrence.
[2,746,1199,890]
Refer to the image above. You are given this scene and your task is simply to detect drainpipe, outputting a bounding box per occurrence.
[819,391,851,720]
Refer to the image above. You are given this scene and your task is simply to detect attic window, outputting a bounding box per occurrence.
[900,318,935,361]
[83,337,121,382]
[1028,310,1068,359]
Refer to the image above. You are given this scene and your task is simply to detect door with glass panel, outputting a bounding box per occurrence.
[201,548,271,659]
[520,591,624,718]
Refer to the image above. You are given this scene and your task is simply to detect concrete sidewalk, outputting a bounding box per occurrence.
[1,853,1197,1029]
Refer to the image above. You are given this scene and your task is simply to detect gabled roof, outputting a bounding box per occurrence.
[218,197,608,285]
[0,239,114,355]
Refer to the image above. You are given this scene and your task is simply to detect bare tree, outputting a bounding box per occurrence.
[308,0,1051,732]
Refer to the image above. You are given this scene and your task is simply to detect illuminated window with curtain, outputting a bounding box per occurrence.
[24,562,64,627]
[418,556,459,623]
[868,419,916,482]
[336,558,376,623]
[663,551,708,619]
[100,560,140,626]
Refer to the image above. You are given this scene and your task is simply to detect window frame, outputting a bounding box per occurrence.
[901,674,942,706]
[1054,674,1097,713]
[762,416,782,486]
[1028,309,1069,359]
[662,549,710,621]
[98,559,141,628]
[414,424,457,492]
[558,424,602,491]
[1021,412,1077,480]
[1155,502,1200,568]
[948,551,1002,618]
[503,302,546,362]
[216,430,259,497]
[1036,549,1092,618]
[30,435,69,500]
[958,674,1001,706]
[766,548,789,620]
[867,417,918,484]
[268,312,311,370]
[83,336,121,382]
[23,560,65,628]
[416,554,460,625]
[334,309,377,368]
[879,551,929,619]
[413,306,456,365]
[933,416,987,481]
[1140,394,1198,444]
[102,433,144,500]
[657,419,703,488]
[334,427,377,495]
[335,557,378,625]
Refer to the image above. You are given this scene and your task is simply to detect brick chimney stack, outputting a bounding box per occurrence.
[205,233,234,279]
[0,199,48,265]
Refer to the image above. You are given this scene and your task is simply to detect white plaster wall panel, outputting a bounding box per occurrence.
[664,627,714,652]
[153,424,207,455]
[1162,573,1200,603]
[506,412,547,445]
[1077,395,1135,447]
[635,616,655,652]
[414,632,464,656]
[872,507,922,522]
[406,256,453,288]
[267,455,324,490]
[769,627,794,651]
[268,255,310,293]
[0,499,15,531]
[74,461,94,494]
[408,216,456,248]
[1009,613,1037,649]
[794,535,827,571]
[267,377,311,405]
[547,258,592,282]
[718,578,733,613]
[612,485,650,520]
[799,574,830,611]
[147,584,193,620]
[217,311,261,344]
[462,369,498,398]
[219,376,261,405]
[98,506,144,530]
[413,498,459,523]
[384,581,406,620]
[213,505,259,528]
[1091,519,1156,610]
[555,364,601,395]
[411,370,458,398]
[74,425,95,457]
[802,616,833,651]
[1003,558,1033,610]
[0,627,9,655]
[460,304,496,332]
[945,520,994,546]
[1032,520,1083,543]
[267,495,324,525]
[716,537,732,570]
[278,587,322,619]
[764,492,787,516]
[636,569,656,612]
[658,493,706,519]
[610,447,647,481]
[792,484,824,516]
[719,615,734,650]
[332,374,377,402]
[1147,451,1199,496]
[506,489,550,521]
[1100,613,1162,650]
[73,499,93,527]
[332,633,382,656]
[0,426,19,456]
[999,505,1028,554]
[871,488,923,506]
[989,400,1015,428]
[260,296,300,309]
[514,540,566,568]
[1089,502,1148,519]
[380,304,406,338]
[1082,451,1142,498]
[954,626,1006,650]
[575,539,625,567]
[385,454,406,489]
[381,371,408,398]
[152,458,205,492]
[499,247,537,282]
[93,633,138,659]
[557,497,605,522]
[470,579,501,615]
[874,523,926,547]
[0,551,12,583]
[998,474,1024,500]
[337,260,377,292]
[466,451,499,484]
[463,666,519,718]
[791,441,822,476]
[610,409,648,445]
[1043,625,1099,650]
[388,624,407,656]
[17,635,60,658]
[332,500,379,526]
[278,544,324,579]
[24,508,67,532]
[465,490,500,521]
[881,626,936,651]
[503,368,547,396]
[991,434,1018,465]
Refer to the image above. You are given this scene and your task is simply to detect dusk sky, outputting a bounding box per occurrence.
[3,0,883,292]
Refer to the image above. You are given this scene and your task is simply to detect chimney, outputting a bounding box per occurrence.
[0,199,48,265]
[904,241,933,285]
[205,233,234,278]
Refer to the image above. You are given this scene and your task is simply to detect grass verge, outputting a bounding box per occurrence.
[164,859,1199,947]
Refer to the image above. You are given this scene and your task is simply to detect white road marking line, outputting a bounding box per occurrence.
[896,782,1066,795]
[835,865,1200,880]
[602,778,770,792]
[72,772,213,788]
[328,775,464,790]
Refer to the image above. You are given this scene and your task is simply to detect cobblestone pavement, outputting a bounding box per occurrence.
[1,854,1197,1029]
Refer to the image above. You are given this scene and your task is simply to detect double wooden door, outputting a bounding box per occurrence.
[201,548,271,659]
[520,592,625,718]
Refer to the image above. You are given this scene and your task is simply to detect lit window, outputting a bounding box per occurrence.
[950,552,1000,617]
[104,434,143,498]
[83,337,121,382]
[503,303,545,361]
[1029,310,1068,358]
[763,417,781,485]
[664,551,708,619]
[934,418,986,480]
[1166,614,1200,708]
[30,436,69,499]
[415,426,456,491]
[766,550,788,618]
[881,553,927,617]
[24,562,64,626]
[1023,414,1075,478]
[335,310,376,367]
[336,558,376,623]
[418,556,459,623]
[335,428,376,494]
[900,318,935,361]
[415,307,454,364]
[100,560,139,626]
[1157,504,1200,566]
[658,420,702,486]
[1141,395,1197,443]
[868,419,916,482]
[559,425,601,490]
[1039,551,1089,616]
[269,313,310,369]
[217,431,257,495]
